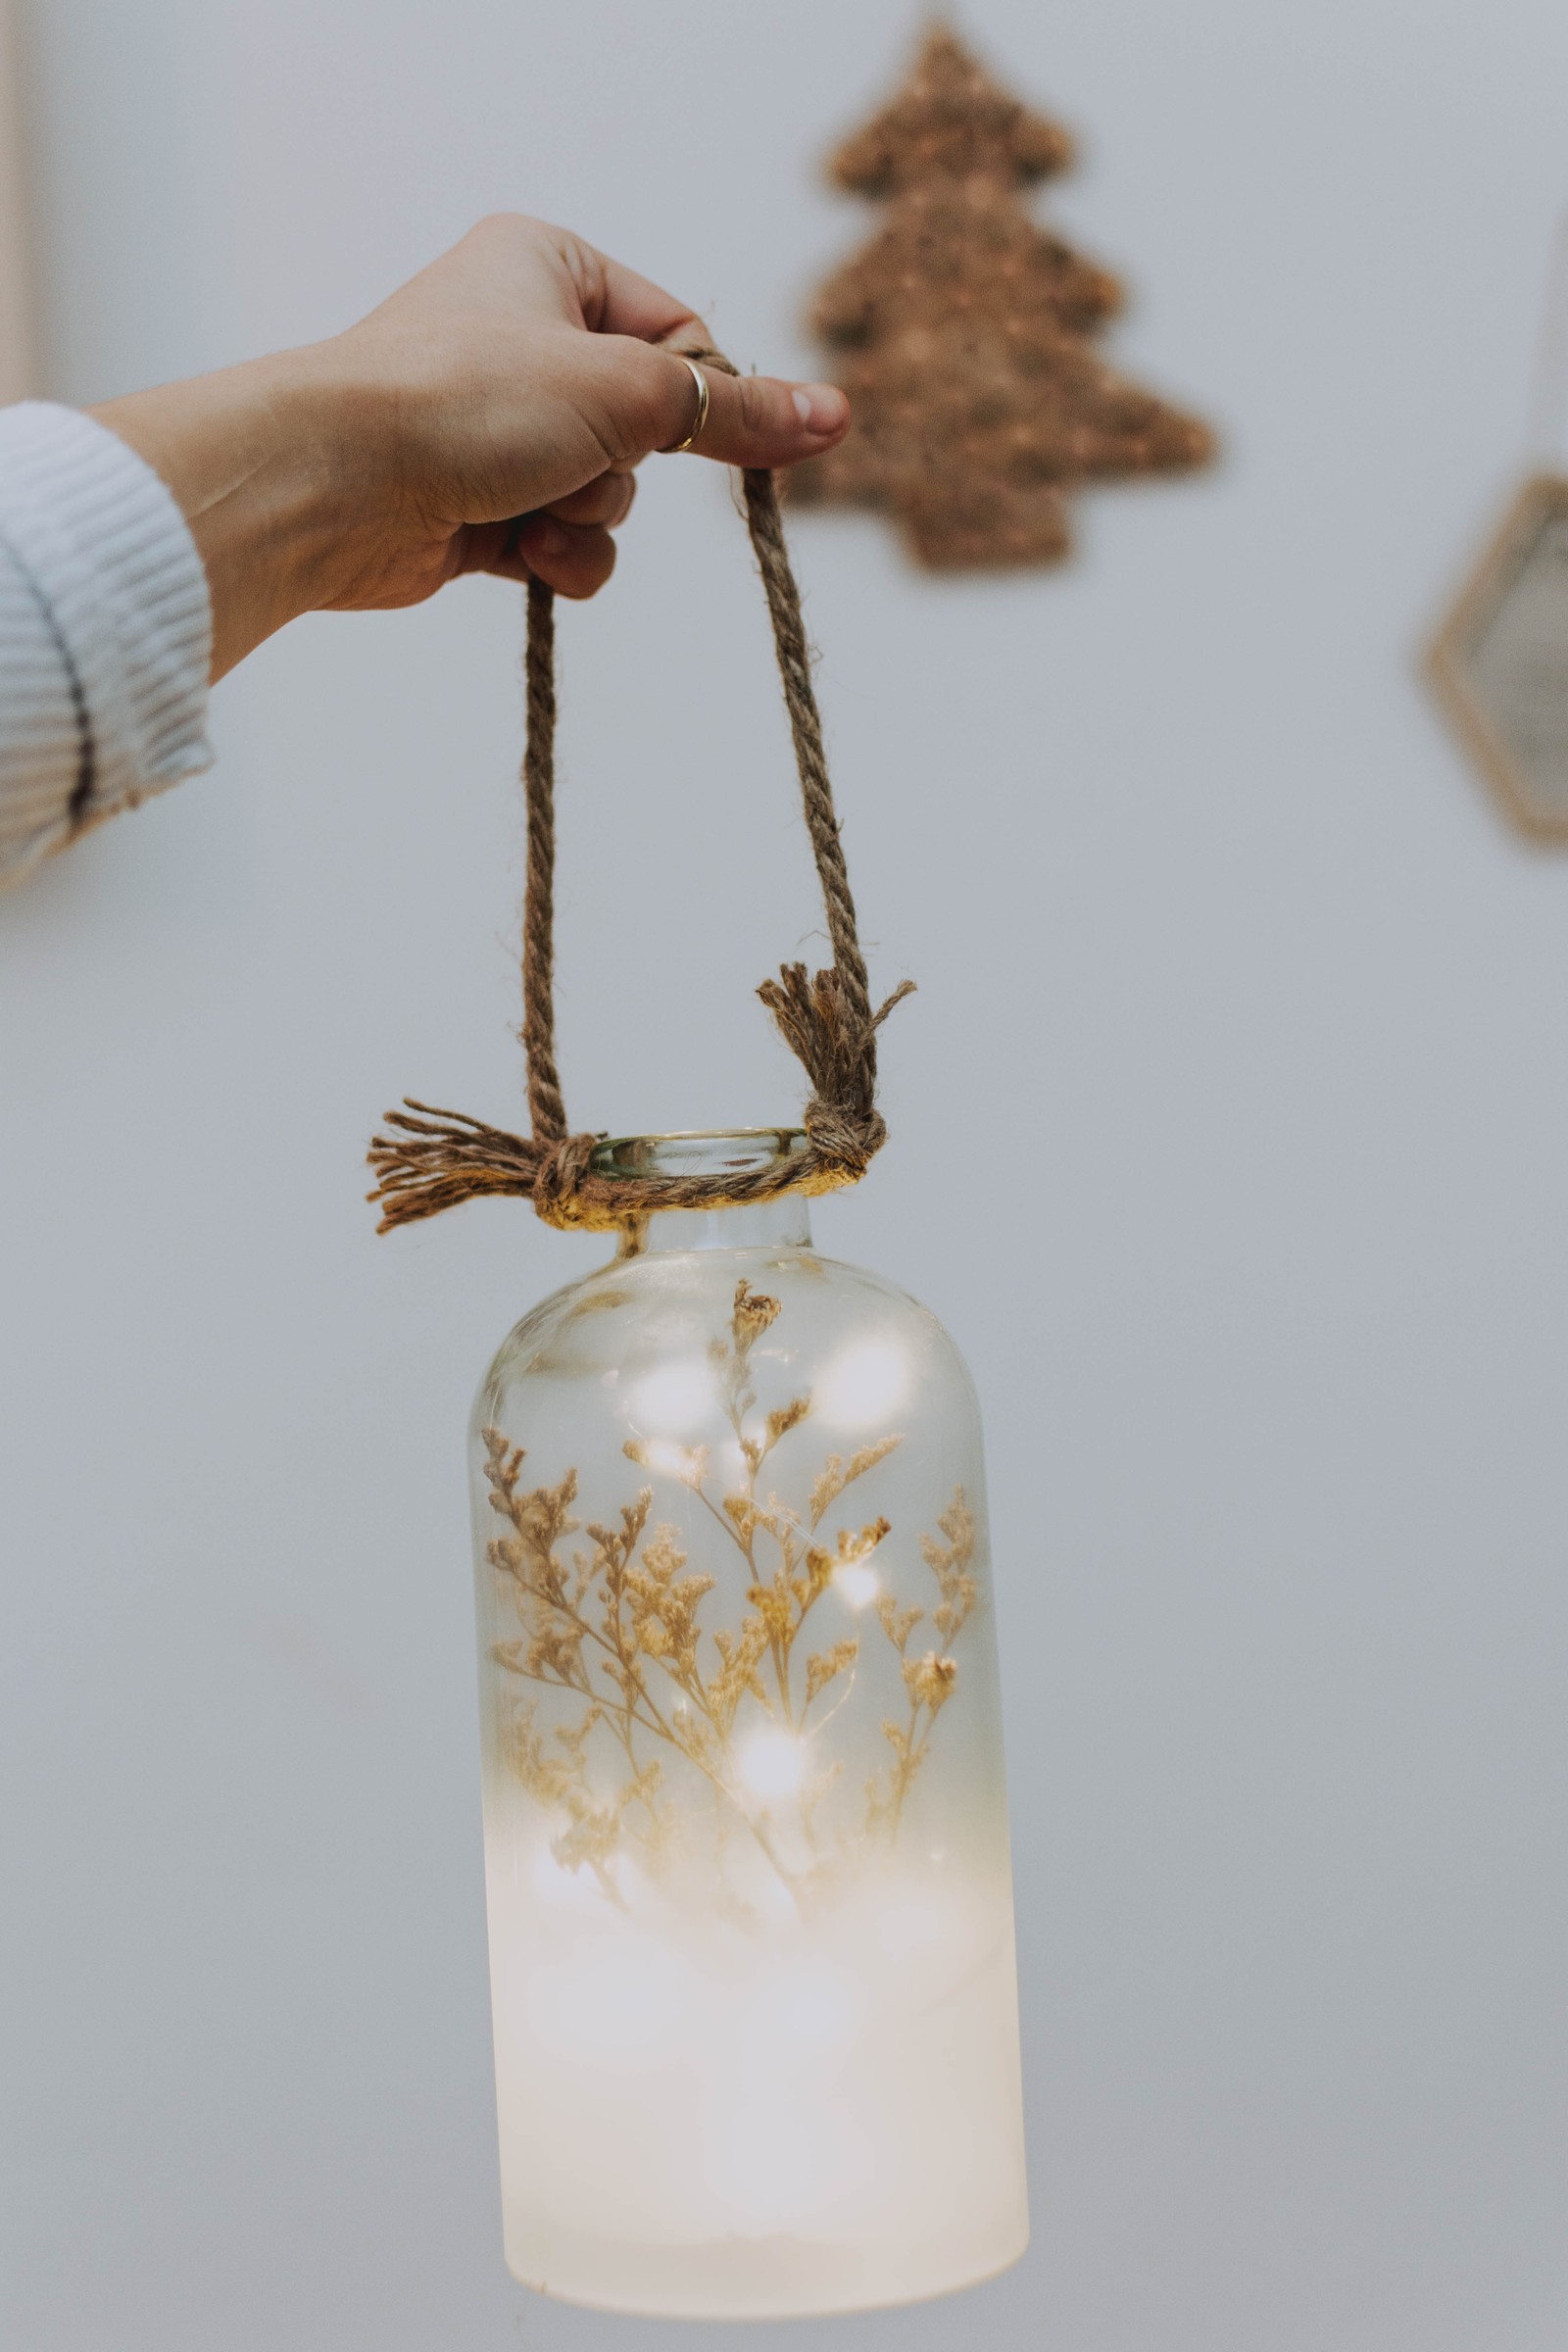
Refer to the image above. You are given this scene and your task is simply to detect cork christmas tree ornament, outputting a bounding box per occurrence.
[791,24,1215,570]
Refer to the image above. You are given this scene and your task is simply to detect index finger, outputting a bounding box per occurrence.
[582,244,710,347]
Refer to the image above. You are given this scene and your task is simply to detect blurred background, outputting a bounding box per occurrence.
[2,2,1567,2347]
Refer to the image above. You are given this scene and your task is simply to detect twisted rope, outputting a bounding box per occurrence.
[369,349,912,1235]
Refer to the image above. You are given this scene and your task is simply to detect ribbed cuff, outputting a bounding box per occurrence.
[0,400,212,832]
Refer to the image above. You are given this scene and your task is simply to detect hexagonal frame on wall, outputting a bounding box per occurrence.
[1428,472,1568,842]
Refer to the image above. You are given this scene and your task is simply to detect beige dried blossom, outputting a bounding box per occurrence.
[806,1638,859,1708]
[923,1493,980,1643]
[903,1649,957,1712]
[723,1493,760,1543]
[874,1592,924,1653]
[806,1516,892,1596]
[525,1620,587,1686]
[710,1618,771,1733]
[864,1484,981,1838]
[624,1526,714,1678]
[731,1279,781,1348]
[765,1396,810,1448]
[809,1435,903,1528]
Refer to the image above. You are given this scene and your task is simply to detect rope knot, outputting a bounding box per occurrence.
[531,1131,602,1228]
[758,961,916,1178]
[803,1100,886,1179]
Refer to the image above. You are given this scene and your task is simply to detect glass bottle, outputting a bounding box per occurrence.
[469,1131,1028,2319]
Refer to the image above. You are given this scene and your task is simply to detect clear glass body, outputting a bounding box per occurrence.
[469,1133,1028,2319]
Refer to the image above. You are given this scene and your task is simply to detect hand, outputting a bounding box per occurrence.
[90,215,852,680]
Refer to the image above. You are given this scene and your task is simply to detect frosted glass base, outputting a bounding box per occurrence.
[504,2217,1029,2321]
[486,1840,1029,2320]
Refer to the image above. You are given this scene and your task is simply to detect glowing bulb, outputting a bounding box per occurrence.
[628,1435,712,1489]
[736,1727,807,1805]
[834,1562,881,1611]
[813,1335,908,1430]
[628,1358,712,1434]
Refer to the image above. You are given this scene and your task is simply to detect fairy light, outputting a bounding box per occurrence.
[635,1437,702,1484]
[736,1726,808,1806]
[627,1357,713,1433]
[834,1560,881,1610]
[813,1335,909,1430]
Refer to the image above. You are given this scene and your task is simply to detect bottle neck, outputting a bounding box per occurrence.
[617,1193,812,1258]
[592,1130,815,1259]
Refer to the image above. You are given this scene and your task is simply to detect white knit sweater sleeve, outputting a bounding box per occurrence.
[0,400,212,890]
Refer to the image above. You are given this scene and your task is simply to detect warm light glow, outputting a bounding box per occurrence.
[529,1840,607,1913]
[834,1561,881,1610]
[813,1335,909,1429]
[485,1841,1029,2318]
[736,1726,808,1805]
[638,1437,704,1485]
[873,1889,947,1960]
[628,1357,713,1433]
[762,1957,865,2052]
[525,1931,694,2071]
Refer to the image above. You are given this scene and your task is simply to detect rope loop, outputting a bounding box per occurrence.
[368,347,912,1235]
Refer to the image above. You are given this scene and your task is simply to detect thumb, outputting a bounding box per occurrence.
[587,334,850,471]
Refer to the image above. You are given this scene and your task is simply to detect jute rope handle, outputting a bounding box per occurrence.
[368,347,913,1235]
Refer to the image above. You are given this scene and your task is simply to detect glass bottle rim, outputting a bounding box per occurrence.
[591,1128,809,1183]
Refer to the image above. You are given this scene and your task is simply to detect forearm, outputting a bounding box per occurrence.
[89,349,366,682]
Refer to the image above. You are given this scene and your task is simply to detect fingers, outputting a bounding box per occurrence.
[479,357,846,589]
[455,467,635,598]
[462,514,618,599]
[512,514,617,598]
[581,245,707,347]
[541,471,636,529]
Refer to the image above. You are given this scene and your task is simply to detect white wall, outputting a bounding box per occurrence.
[0,0,36,400]
[4,3,1568,2347]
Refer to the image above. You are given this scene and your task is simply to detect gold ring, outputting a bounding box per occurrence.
[662,357,710,455]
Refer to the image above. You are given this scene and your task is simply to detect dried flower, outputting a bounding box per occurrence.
[806,1639,859,1708]
[764,1396,810,1448]
[874,1592,924,1654]
[809,1435,903,1528]
[732,1280,780,1348]
[624,1526,714,1678]
[806,1517,891,1593]
[922,1492,979,1642]
[483,1304,981,1901]
[864,1484,982,1838]
[903,1649,957,1712]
